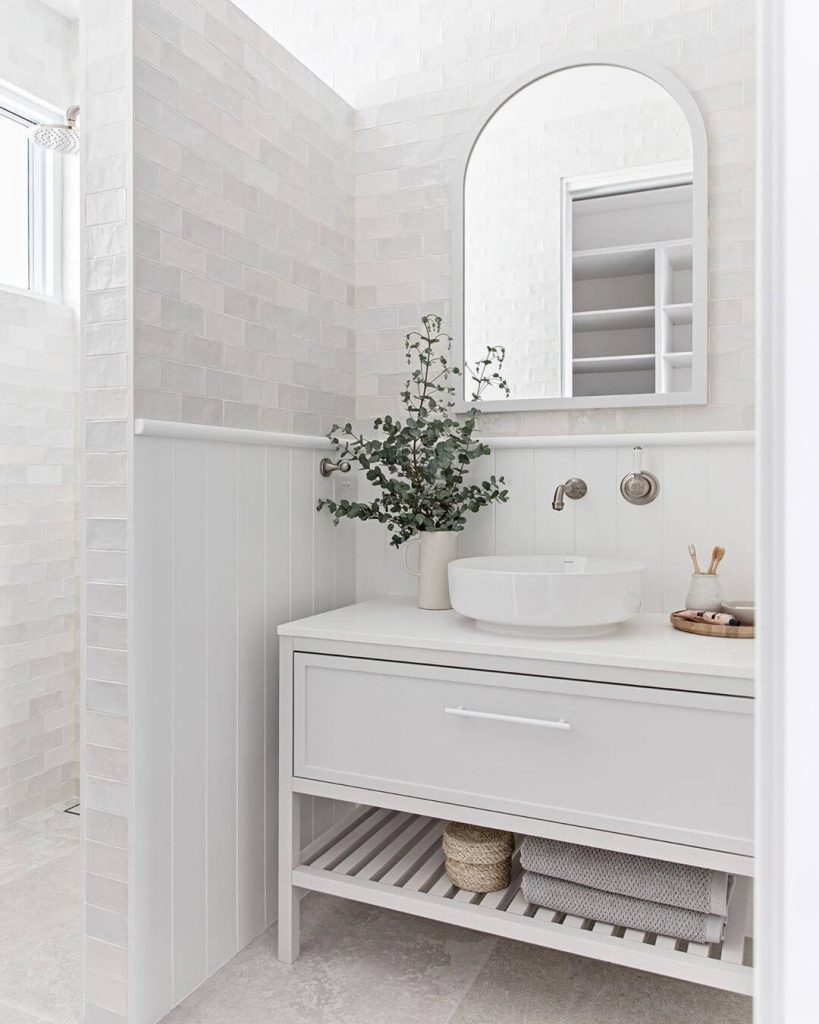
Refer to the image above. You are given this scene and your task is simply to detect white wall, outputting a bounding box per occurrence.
[0,0,77,110]
[757,1,819,1020]
[231,0,755,436]
[132,0,356,436]
[133,432,354,1024]
[80,1,133,1021]
[0,291,78,826]
[0,0,79,830]
[124,5,362,1020]
[357,435,755,612]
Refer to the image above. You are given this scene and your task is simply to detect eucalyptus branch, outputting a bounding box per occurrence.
[317,315,511,548]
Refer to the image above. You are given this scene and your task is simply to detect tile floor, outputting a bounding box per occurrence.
[0,805,81,1024]
[162,893,753,1024]
[0,812,753,1024]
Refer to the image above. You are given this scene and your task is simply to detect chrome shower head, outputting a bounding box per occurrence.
[30,105,80,155]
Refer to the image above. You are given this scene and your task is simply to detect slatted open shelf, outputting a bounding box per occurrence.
[292,806,753,995]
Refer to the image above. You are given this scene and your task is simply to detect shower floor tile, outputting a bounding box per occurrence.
[0,805,81,1024]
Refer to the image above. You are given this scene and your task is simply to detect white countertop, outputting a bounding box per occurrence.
[279,598,755,681]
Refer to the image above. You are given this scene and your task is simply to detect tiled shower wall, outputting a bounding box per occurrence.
[0,1,79,828]
[234,0,756,435]
[80,0,134,1021]
[0,0,78,109]
[0,292,78,827]
[132,0,356,436]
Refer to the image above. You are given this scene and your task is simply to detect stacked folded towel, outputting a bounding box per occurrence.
[520,837,732,943]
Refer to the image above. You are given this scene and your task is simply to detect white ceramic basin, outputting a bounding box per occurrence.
[448,555,645,638]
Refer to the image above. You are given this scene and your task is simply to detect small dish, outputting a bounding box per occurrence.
[721,600,755,626]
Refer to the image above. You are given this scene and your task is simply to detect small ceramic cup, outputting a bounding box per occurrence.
[685,573,725,613]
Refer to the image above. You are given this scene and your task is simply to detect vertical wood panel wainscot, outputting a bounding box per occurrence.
[356,435,755,614]
[133,430,355,1022]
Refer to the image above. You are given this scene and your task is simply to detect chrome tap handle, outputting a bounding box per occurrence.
[620,446,659,505]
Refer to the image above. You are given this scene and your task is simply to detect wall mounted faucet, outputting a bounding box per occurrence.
[552,478,587,511]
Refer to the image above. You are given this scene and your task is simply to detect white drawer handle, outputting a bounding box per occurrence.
[444,705,571,731]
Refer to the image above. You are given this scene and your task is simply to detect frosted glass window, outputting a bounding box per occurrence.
[0,107,32,291]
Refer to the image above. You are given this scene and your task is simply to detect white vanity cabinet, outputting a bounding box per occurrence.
[278,599,754,994]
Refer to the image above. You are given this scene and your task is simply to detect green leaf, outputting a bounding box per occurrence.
[317,316,511,546]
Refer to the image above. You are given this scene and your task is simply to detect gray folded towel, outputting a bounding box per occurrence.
[520,836,730,915]
[522,870,726,944]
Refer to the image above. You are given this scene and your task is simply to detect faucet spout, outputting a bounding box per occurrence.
[551,477,587,511]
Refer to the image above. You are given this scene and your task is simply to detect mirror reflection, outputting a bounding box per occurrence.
[463,64,697,406]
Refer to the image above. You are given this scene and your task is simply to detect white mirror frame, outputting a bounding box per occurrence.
[452,54,709,414]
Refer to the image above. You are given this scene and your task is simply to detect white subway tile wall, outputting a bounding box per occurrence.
[0,0,78,110]
[233,0,756,435]
[132,0,356,436]
[81,0,133,1021]
[0,0,79,828]
[0,292,78,828]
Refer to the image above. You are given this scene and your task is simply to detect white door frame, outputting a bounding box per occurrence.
[756,1,819,1021]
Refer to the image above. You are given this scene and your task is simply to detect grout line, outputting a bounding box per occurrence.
[0,998,55,1024]
[440,933,502,1024]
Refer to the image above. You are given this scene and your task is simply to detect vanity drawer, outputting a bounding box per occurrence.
[292,654,753,854]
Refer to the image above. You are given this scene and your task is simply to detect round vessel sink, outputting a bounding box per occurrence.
[448,555,645,638]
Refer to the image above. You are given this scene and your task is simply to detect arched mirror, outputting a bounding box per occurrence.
[453,57,708,412]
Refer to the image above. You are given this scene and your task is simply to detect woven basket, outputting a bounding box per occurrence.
[443,822,514,893]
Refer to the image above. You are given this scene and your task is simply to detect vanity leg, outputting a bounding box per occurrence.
[278,790,301,963]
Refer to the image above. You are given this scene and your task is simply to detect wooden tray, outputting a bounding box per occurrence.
[670,611,755,639]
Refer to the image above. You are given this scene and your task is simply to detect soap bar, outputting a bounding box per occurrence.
[676,609,741,627]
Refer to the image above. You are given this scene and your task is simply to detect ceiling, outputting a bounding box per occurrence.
[41,0,79,19]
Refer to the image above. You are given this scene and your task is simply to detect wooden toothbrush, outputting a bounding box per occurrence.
[708,546,726,575]
[687,543,702,575]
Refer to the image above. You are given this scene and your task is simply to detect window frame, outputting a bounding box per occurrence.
[0,83,64,301]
